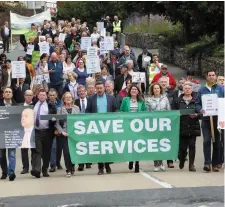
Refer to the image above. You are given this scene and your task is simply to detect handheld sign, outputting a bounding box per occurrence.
[86,57,100,74]
[97,22,104,33]
[59,33,66,42]
[202,94,218,116]
[26,44,34,55]
[132,72,146,83]
[11,61,26,79]
[218,98,225,129]
[81,37,92,50]
[39,42,50,55]
[104,36,114,50]
[87,47,98,58]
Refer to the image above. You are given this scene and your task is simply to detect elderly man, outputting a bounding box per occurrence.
[48,52,64,98]
[87,84,95,97]
[152,64,176,91]
[1,21,11,53]
[105,80,114,96]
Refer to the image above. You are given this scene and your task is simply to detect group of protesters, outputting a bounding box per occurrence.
[0,16,224,181]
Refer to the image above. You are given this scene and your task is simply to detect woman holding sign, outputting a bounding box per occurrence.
[120,84,146,173]
[145,83,171,172]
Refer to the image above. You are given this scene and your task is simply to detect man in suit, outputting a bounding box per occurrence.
[31,89,56,178]
[1,21,11,53]
[86,81,117,175]
[13,78,30,104]
[75,85,91,171]
[20,90,35,174]
[0,87,17,181]
[114,64,132,95]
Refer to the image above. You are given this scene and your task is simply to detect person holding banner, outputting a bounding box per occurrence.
[55,92,80,177]
[145,83,171,172]
[86,81,118,175]
[172,82,201,172]
[120,84,146,173]
[196,69,224,172]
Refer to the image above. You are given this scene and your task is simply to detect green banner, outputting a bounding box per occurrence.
[31,51,40,67]
[24,30,37,42]
[67,111,180,164]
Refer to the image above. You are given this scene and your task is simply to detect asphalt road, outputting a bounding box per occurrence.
[0,44,223,207]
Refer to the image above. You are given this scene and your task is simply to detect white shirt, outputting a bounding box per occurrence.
[21,127,33,148]
[24,102,32,106]
[4,26,9,36]
[34,101,49,129]
[6,71,11,87]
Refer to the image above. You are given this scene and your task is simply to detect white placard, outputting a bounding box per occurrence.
[132,72,146,83]
[12,61,26,78]
[218,98,225,129]
[100,28,106,37]
[202,94,218,116]
[97,22,104,33]
[39,42,50,55]
[87,47,98,58]
[99,40,107,54]
[39,36,46,42]
[59,33,66,42]
[81,37,92,50]
[26,44,34,55]
[104,36,114,50]
[86,57,100,74]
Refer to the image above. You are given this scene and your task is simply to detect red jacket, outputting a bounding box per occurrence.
[152,72,176,90]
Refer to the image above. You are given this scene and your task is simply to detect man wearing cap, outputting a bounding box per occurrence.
[114,64,132,95]
[152,64,176,91]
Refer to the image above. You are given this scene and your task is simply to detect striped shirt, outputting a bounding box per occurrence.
[130,101,138,112]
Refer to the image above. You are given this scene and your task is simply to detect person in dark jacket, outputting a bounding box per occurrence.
[172,82,201,172]
[1,21,11,53]
[13,78,30,104]
[104,16,113,36]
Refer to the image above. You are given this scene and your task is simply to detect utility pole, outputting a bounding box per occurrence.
[33,1,36,15]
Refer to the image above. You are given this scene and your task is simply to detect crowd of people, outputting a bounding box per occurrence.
[0,16,224,181]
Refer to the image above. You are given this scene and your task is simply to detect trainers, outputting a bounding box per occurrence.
[160,165,166,171]
[66,172,71,177]
[203,164,211,172]
[154,167,159,172]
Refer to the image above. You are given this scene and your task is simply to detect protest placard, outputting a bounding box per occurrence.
[31,51,41,67]
[218,98,225,129]
[39,42,50,55]
[81,37,92,50]
[11,61,26,79]
[104,36,114,50]
[97,22,104,32]
[67,111,180,164]
[59,33,66,42]
[26,44,34,55]
[86,57,101,74]
[24,30,37,42]
[100,28,106,37]
[202,94,218,116]
[132,72,146,83]
[0,106,35,149]
[87,47,98,58]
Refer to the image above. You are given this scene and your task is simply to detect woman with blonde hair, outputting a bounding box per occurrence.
[145,82,171,172]
[55,92,80,177]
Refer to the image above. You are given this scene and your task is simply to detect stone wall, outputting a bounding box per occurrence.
[159,44,224,76]
[124,33,160,49]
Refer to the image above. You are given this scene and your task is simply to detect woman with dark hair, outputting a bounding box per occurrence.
[120,84,146,173]
[63,56,75,77]
[145,83,171,172]
[73,58,88,86]
[34,53,49,71]
[101,65,113,82]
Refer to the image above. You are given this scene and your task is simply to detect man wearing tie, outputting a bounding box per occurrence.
[75,85,91,171]
[31,89,56,178]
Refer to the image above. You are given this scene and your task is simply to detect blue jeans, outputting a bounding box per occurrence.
[50,137,57,167]
[0,149,16,175]
[201,118,220,166]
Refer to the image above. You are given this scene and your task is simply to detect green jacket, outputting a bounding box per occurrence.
[120,97,146,112]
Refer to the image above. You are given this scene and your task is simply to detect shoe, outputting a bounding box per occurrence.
[212,166,219,172]
[203,165,211,172]
[128,162,133,170]
[1,173,7,179]
[98,169,104,175]
[21,169,29,174]
[189,165,196,172]
[57,165,63,170]
[134,164,139,173]
[154,167,159,172]
[168,163,174,168]
[105,166,112,174]
[217,164,222,169]
[71,166,75,175]
[9,174,16,181]
[49,167,56,173]
[78,166,84,171]
[42,171,50,177]
[86,164,91,169]
[31,170,40,178]
[179,160,185,169]
[66,172,71,177]
[160,165,166,171]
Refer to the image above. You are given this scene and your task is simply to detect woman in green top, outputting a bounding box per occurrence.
[120,84,146,173]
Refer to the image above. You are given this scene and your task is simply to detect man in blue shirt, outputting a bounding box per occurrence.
[196,69,224,172]
[86,81,117,175]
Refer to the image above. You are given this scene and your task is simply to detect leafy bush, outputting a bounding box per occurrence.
[212,44,224,58]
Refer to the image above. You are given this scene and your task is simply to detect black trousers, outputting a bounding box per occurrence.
[179,136,196,166]
[3,36,9,52]
[98,163,110,170]
[58,135,73,172]
[219,130,224,164]
[21,149,29,170]
[0,149,7,174]
[31,129,53,173]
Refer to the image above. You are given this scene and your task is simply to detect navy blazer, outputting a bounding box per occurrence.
[86,94,117,113]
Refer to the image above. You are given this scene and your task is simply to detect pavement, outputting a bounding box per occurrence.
[0,44,223,207]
